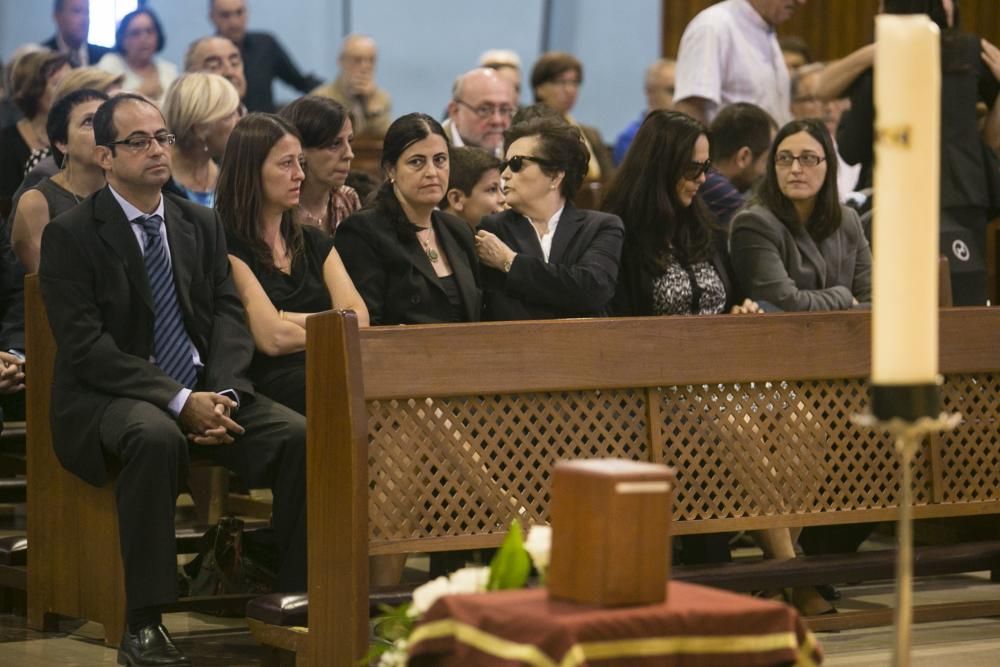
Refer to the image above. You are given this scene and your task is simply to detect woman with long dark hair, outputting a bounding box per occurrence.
[334,112,481,325]
[603,110,757,316]
[731,117,872,311]
[216,113,368,414]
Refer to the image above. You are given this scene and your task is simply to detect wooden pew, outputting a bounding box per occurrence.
[987,217,999,305]
[350,138,384,184]
[25,274,126,644]
[24,275,256,646]
[290,308,1000,666]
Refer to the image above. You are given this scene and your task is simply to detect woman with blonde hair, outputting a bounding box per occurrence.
[53,67,124,99]
[162,72,241,206]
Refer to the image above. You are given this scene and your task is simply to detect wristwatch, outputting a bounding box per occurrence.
[502,257,513,273]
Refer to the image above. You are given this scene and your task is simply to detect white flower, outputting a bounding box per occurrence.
[524,525,552,576]
[377,645,408,667]
[447,567,490,595]
[408,576,451,617]
[407,566,490,619]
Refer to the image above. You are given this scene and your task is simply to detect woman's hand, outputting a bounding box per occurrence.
[982,39,1000,80]
[475,230,517,271]
[729,298,762,315]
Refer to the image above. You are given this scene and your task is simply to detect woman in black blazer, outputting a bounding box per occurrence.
[334,113,481,325]
[602,110,759,317]
[474,116,624,320]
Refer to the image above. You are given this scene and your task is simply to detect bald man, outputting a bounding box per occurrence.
[311,34,392,137]
[443,68,516,157]
[184,35,246,99]
[209,0,320,111]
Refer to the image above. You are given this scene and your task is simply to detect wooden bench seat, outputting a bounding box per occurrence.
[279,307,1000,666]
[24,275,271,646]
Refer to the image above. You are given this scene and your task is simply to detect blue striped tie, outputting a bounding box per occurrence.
[139,215,198,389]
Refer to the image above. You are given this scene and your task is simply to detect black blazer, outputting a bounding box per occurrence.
[611,229,742,317]
[478,204,624,320]
[38,188,255,486]
[42,36,110,67]
[334,207,481,325]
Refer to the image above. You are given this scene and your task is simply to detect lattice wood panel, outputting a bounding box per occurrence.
[938,374,1000,503]
[655,379,936,520]
[367,390,648,543]
[365,374,999,546]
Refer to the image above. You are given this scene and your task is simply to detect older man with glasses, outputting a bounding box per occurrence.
[443,68,516,158]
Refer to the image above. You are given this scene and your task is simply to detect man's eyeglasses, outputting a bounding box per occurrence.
[106,132,177,153]
[455,99,516,120]
[501,155,558,173]
[682,160,711,181]
[775,152,826,168]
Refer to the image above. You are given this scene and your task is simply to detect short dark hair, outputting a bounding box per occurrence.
[603,110,715,271]
[708,102,776,162]
[114,9,166,55]
[93,92,162,150]
[503,117,590,202]
[373,112,450,235]
[47,88,109,165]
[278,95,352,149]
[530,52,582,100]
[779,35,812,65]
[510,103,563,128]
[442,146,500,209]
[12,51,70,118]
[754,118,842,241]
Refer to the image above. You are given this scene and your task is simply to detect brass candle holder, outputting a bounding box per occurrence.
[855,387,961,667]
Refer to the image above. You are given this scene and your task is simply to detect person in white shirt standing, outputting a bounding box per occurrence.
[674,0,806,126]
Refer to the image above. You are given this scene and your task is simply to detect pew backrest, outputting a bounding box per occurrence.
[305,308,1000,665]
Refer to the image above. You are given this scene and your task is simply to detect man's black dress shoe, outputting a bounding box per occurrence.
[117,623,191,666]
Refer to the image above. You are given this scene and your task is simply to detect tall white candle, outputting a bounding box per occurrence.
[872,15,940,386]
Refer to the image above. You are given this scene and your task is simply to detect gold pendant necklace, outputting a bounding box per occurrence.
[417,228,439,263]
[422,239,440,263]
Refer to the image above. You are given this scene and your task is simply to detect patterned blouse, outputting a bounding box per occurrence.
[651,256,726,315]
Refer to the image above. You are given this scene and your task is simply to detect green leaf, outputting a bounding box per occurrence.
[487,519,532,591]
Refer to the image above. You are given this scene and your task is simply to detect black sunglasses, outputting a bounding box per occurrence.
[682,159,711,181]
[501,155,558,173]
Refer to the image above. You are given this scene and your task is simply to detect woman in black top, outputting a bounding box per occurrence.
[335,113,481,325]
[12,88,109,273]
[216,113,368,414]
[602,110,758,317]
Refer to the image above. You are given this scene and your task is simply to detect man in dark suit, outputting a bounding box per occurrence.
[42,0,110,68]
[39,94,306,667]
[209,0,321,112]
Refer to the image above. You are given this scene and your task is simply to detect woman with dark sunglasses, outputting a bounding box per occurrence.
[474,116,624,320]
[730,117,871,312]
[602,110,758,317]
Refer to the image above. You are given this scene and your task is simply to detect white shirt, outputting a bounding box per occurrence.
[96,52,178,106]
[443,118,466,148]
[108,185,201,415]
[674,0,791,125]
[531,206,564,262]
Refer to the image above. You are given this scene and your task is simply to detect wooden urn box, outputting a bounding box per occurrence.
[548,459,676,607]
